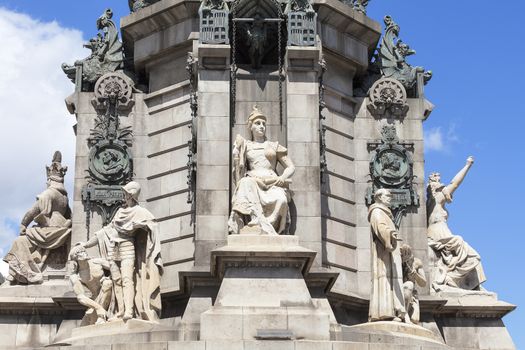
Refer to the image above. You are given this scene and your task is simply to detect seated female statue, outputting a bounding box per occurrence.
[228,106,295,235]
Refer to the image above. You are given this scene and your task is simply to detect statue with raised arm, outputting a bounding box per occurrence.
[400,244,426,324]
[3,151,72,285]
[228,106,295,235]
[69,246,113,325]
[368,189,407,322]
[62,9,124,89]
[70,181,163,323]
[426,157,486,291]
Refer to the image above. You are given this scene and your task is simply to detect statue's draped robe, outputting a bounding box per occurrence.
[4,185,71,284]
[368,203,405,321]
[95,205,163,321]
[230,135,290,235]
[427,189,486,290]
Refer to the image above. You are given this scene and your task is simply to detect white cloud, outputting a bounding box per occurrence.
[424,124,460,153]
[424,127,444,151]
[0,8,87,276]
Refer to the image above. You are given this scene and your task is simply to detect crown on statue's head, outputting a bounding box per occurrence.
[46,151,68,183]
[247,105,266,124]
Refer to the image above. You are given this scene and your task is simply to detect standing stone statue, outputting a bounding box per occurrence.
[62,9,124,88]
[3,151,72,284]
[70,181,163,322]
[427,157,486,291]
[69,246,113,326]
[368,188,406,322]
[228,106,295,235]
[400,244,426,324]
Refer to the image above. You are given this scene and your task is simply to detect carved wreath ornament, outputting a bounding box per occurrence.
[367,77,409,118]
[94,73,133,109]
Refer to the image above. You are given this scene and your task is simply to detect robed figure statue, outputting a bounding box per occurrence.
[228,106,295,235]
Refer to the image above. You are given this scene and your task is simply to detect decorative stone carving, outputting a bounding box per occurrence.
[71,181,163,323]
[366,125,418,226]
[319,57,328,182]
[3,151,72,285]
[345,0,369,14]
[368,189,407,322]
[427,157,486,292]
[199,0,229,44]
[62,9,124,91]
[228,106,296,235]
[186,53,198,206]
[69,246,113,325]
[367,77,409,118]
[129,0,160,12]
[82,73,135,229]
[354,15,432,98]
[400,244,426,324]
[285,0,316,46]
[378,16,432,92]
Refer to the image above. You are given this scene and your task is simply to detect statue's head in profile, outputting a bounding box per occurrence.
[247,105,267,141]
[374,188,392,207]
[122,181,141,206]
[427,172,444,193]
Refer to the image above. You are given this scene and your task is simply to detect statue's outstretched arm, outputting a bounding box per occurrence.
[445,156,474,196]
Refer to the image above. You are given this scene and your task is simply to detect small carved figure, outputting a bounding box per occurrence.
[284,0,315,16]
[129,0,160,12]
[368,189,406,322]
[351,0,369,14]
[71,181,163,322]
[3,152,72,285]
[69,246,113,326]
[246,14,268,69]
[62,9,124,89]
[427,157,486,291]
[400,244,426,324]
[228,106,295,235]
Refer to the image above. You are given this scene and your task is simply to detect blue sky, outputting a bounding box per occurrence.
[0,0,523,347]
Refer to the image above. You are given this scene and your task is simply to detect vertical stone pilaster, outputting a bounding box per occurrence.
[286,46,322,266]
[194,44,231,267]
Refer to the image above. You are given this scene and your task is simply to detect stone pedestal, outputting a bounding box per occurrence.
[200,235,332,341]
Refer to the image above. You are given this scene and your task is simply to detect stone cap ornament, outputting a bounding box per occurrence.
[46,151,68,183]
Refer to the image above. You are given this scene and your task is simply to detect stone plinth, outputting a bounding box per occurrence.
[200,235,331,341]
[344,321,446,345]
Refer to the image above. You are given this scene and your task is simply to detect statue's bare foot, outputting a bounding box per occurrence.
[95,317,106,325]
[123,312,133,321]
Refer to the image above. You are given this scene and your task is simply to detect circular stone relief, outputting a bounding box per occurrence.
[89,142,131,184]
[369,77,407,106]
[372,148,410,186]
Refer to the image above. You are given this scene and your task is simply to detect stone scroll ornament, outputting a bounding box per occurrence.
[199,0,229,44]
[82,73,135,231]
[366,125,418,227]
[62,9,124,91]
[367,77,409,118]
[284,0,317,46]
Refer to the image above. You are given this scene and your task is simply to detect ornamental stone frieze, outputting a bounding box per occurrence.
[367,77,409,118]
[82,72,135,229]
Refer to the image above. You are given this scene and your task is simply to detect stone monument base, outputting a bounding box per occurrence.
[200,234,332,341]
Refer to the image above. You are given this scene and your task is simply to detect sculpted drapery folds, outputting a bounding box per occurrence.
[3,151,72,285]
[70,181,163,323]
[228,106,296,235]
[368,189,406,322]
[427,157,486,291]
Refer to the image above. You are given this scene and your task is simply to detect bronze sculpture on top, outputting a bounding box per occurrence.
[228,106,295,235]
[427,157,486,292]
[62,9,124,91]
[3,151,72,285]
